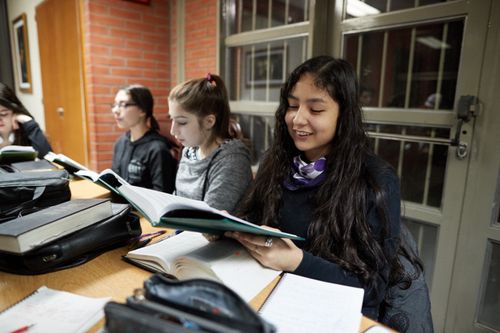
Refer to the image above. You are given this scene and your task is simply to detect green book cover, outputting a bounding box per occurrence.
[75,168,304,241]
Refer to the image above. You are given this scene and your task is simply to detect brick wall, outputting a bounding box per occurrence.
[82,0,217,170]
[184,0,217,79]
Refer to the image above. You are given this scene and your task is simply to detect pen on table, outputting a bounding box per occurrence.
[9,323,35,333]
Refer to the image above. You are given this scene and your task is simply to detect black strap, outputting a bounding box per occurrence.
[2,186,46,217]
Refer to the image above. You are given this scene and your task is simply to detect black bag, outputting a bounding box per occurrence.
[0,203,141,275]
[104,273,276,333]
[0,169,71,223]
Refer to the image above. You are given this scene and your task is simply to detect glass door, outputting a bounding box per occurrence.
[336,1,491,331]
[445,1,500,331]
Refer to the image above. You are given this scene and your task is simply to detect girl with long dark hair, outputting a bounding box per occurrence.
[225,56,431,329]
[0,82,52,157]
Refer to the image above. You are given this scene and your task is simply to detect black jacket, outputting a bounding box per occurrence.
[18,120,52,158]
[279,154,401,320]
[112,130,177,193]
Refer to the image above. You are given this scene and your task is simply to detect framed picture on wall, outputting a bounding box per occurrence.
[12,13,32,93]
[246,48,285,87]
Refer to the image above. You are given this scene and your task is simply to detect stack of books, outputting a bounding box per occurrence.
[0,198,113,254]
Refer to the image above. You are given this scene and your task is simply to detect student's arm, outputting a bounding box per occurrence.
[148,142,177,194]
[203,150,252,213]
[18,119,53,158]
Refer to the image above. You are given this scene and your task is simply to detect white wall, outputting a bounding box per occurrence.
[7,0,45,130]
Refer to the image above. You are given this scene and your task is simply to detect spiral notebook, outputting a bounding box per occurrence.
[0,286,110,333]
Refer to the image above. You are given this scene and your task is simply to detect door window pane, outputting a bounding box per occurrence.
[346,0,454,19]
[359,31,384,107]
[344,20,464,110]
[224,0,309,34]
[477,241,500,330]
[235,114,275,166]
[366,123,450,208]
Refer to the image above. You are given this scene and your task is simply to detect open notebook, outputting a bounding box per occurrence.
[259,273,364,333]
[0,286,110,333]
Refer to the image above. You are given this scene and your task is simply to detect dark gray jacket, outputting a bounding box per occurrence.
[112,130,177,193]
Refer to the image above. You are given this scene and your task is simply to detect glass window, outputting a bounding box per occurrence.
[225,0,309,34]
[366,123,450,208]
[344,19,464,110]
[236,114,275,166]
[345,0,454,19]
[221,0,311,163]
[226,37,307,102]
[477,241,500,330]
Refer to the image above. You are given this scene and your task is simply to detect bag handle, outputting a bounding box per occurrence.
[2,186,46,217]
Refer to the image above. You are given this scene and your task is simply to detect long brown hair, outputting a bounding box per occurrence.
[238,56,400,287]
[168,74,231,141]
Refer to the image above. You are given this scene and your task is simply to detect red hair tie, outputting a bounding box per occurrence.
[206,72,216,87]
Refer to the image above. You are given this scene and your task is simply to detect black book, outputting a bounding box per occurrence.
[0,198,113,254]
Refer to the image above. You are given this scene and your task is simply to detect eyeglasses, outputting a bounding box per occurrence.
[111,102,137,111]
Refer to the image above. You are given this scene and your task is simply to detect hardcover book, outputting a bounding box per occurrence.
[44,152,89,174]
[75,168,303,240]
[0,198,113,254]
[0,145,37,164]
[124,231,281,302]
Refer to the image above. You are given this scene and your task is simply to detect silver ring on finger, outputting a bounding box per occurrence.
[264,237,273,248]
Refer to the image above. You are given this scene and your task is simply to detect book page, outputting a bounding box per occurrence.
[74,169,101,182]
[118,184,213,223]
[259,273,364,333]
[173,234,281,302]
[125,232,281,302]
[125,231,211,274]
[0,286,110,333]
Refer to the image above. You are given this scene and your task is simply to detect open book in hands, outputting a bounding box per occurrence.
[75,168,303,240]
[124,231,282,302]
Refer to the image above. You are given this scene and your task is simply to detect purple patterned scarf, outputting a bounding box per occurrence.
[283,155,327,190]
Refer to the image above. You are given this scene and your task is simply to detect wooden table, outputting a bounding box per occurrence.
[0,179,393,332]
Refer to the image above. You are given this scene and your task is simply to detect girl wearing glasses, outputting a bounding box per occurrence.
[0,82,52,157]
[168,74,252,213]
[111,84,177,193]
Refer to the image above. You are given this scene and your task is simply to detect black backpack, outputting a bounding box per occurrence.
[0,169,71,223]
